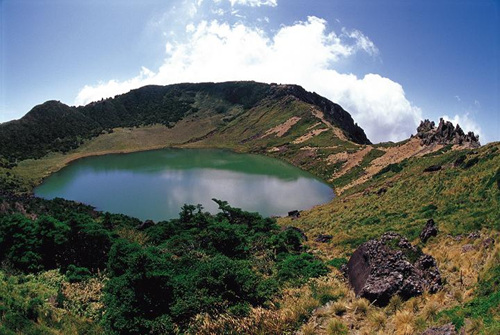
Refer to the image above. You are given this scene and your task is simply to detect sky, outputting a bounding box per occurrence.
[1,0,498,144]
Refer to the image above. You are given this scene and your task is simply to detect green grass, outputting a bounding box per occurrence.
[0,270,103,335]
[285,142,500,250]
[438,254,500,333]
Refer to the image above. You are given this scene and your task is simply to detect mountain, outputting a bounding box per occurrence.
[0,81,498,335]
[0,81,369,163]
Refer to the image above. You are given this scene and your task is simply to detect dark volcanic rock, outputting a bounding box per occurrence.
[346,232,442,306]
[423,165,442,172]
[454,154,466,167]
[461,244,475,253]
[483,237,495,249]
[315,234,333,243]
[420,219,438,243]
[416,118,480,148]
[467,231,480,240]
[288,210,300,218]
[421,323,457,335]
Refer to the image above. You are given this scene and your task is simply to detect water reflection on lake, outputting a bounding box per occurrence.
[35,149,334,221]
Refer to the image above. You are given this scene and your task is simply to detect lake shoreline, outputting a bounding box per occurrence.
[12,126,337,194]
[34,148,335,221]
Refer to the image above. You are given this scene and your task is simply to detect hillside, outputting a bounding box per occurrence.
[0,82,498,334]
[0,82,368,164]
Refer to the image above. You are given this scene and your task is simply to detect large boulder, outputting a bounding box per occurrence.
[346,232,441,306]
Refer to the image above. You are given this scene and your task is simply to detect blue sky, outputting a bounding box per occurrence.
[1,0,498,143]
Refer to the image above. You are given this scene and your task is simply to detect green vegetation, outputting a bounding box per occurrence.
[291,143,500,248]
[0,81,498,333]
[438,252,500,333]
[0,196,327,334]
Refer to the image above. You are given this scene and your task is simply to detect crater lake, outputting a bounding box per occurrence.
[35,149,335,221]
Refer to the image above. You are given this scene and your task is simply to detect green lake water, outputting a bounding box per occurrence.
[35,149,334,221]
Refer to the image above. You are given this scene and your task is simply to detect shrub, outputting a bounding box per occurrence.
[277,253,328,284]
[65,265,92,283]
[327,258,348,270]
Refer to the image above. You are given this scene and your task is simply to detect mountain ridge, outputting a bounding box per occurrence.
[0,81,369,163]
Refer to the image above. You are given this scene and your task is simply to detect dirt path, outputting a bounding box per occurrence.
[260,116,301,138]
[337,138,444,193]
[293,128,329,144]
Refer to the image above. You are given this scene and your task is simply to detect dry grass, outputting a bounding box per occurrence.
[300,322,318,335]
[352,298,370,316]
[393,310,415,335]
[326,319,348,335]
[386,295,403,315]
[369,311,387,330]
[61,275,107,319]
[329,301,347,316]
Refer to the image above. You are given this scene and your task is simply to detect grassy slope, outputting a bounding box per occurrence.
[1,92,499,334]
[3,94,359,191]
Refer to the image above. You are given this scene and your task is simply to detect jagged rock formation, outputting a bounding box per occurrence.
[416,118,480,147]
[346,232,442,306]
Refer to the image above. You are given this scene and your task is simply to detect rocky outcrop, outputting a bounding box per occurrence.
[420,219,438,243]
[314,234,333,243]
[416,118,480,148]
[423,165,442,172]
[346,232,441,306]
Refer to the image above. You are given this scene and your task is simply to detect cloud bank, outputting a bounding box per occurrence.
[76,15,422,143]
[229,0,278,7]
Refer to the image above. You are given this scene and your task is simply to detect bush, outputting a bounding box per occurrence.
[374,162,405,177]
[327,258,348,270]
[0,213,113,273]
[277,253,328,284]
[66,265,92,283]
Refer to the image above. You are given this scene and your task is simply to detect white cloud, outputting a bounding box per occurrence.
[75,16,422,143]
[342,28,379,56]
[442,113,484,143]
[228,0,277,7]
[75,67,155,106]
